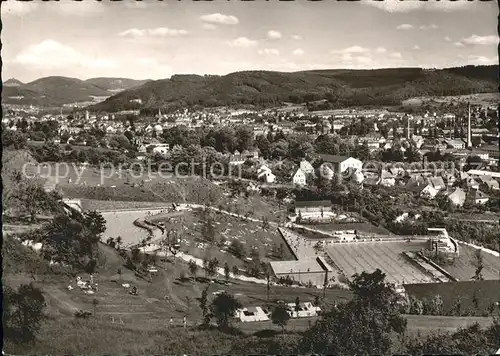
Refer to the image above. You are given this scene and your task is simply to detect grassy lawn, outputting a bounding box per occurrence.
[82,199,172,211]
[443,244,500,281]
[148,208,296,269]
[404,280,500,317]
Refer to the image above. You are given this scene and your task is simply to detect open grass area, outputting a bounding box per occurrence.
[4,237,498,355]
[444,244,500,281]
[404,280,500,317]
[237,314,497,338]
[148,208,296,268]
[402,92,500,107]
[82,199,172,212]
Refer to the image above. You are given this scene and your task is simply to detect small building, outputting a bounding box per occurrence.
[270,257,334,287]
[152,146,169,157]
[479,176,500,191]
[318,163,335,180]
[446,187,467,207]
[467,169,500,180]
[427,176,446,191]
[291,167,307,185]
[378,170,396,187]
[299,159,315,175]
[294,200,332,216]
[467,189,489,205]
[318,155,363,174]
[444,139,465,150]
[257,166,276,183]
[229,154,246,166]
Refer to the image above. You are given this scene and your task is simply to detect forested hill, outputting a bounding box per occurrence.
[91,65,498,112]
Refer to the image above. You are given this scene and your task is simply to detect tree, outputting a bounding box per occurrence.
[106,237,116,248]
[15,184,58,222]
[2,130,27,149]
[261,216,270,230]
[265,267,272,303]
[229,239,246,258]
[85,259,97,275]
[83,211,107,237]
[115,236,122,250]
[201,215,217,243]
[472,249,484,281]
[271,304,291,334]
[200,285,210,325]
[224,262,230,282]
[294,297,300,318]
[299,269,407,355]
[402,321,500,356]
[409,296,424,315]
[232,265,240,277]
[188,260,198,280]
[210,292,242,330]
[92,298,99,316]
[3,283,46,342]
[206,257,219,281]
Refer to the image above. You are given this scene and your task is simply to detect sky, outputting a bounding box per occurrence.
[2,0,498,82]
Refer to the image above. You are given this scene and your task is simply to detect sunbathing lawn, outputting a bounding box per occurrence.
[150,208,295,269]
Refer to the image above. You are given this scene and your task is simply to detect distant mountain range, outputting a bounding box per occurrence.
[2,76,151,106]
[2,65,497,110]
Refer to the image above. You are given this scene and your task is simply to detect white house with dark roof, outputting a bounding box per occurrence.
[467,189,489,205]
[318,154,363,174]
[299,159,315,175]
[291,167,307,185]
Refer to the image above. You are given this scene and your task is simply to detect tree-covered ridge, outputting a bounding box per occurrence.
[92,65,498,112]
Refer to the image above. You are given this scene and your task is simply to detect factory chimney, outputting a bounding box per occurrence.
[407,116,410,140]
[466,103,472,148]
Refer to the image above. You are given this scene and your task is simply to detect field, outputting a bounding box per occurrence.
[237,314,496,338]
[404,280,500,316]
[147,208,296,268]
[445,244,500,281]
[325,240,433,284]
[82,199,172,212]
[402,92,499,107]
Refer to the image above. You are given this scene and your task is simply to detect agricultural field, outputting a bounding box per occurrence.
[147,208,296,269]
[402,92,499,107]
[325,240,433,284]
[444,244,500,281]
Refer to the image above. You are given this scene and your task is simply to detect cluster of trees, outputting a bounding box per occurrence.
[3,283,47,343]
[29,141,131,165]
[23,209,107,271]
[445,219,500,252]
[408,292,500,318]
